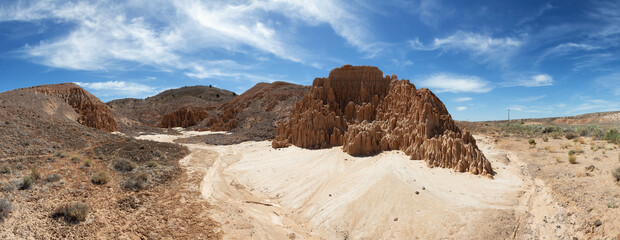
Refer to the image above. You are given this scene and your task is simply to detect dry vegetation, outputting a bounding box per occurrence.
[458,120,620,238]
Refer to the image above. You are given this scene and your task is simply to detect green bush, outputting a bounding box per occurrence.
[565,132,578,140]
[568,150,576,156]
[569,155,577,164]
[613,167,620,182]
[54,202,89,223]
[0,165,10,174]
[113,159,136,172]
[604,128,620,144]
[146,161,159,168]
[0,198,11,221]
[20,176,33,190]
[84,159,92,167]
[91,171,108,185]
[528,139,536,147]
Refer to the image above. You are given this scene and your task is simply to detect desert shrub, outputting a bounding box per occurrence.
[30,167,41,181]
[568,150,576,156]
[55,152,69,158]
[91,171,108,185]
[542,126,560,133]
[542,136,549,142]
[0,198,11,221]
[20,176,33,190]
[146,161,159,168]
[71,156,81,164]
[578,138,586,144]
[568,155,577,164]
[604,128,620,144]
[113,159,136,172]
[53,202,89,223]
[45,174,62,183]
[0,165,10,174]
[565,132,578,140]
[577,125,604,139]
[153,150,163,158]
[613,167,620,182]
[123,172,149,190]
[528,139,536,146]
[84,159,92,167]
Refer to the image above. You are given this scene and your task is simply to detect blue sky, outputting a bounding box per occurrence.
[1,0,619,121]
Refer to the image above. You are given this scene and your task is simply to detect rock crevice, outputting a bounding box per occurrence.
[273,65,493,176]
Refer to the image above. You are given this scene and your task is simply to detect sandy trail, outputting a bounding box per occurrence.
[137,131,560,239]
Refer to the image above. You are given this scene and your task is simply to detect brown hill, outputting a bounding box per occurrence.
[0,85,219,238]
[273,65,493,176]
[185,81,309,144]
[107,85,235,129]
[20,83,118,132]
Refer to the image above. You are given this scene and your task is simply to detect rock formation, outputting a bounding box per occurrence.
[159,106,209,128]
[26,83,118,132]
[273,65,494,176]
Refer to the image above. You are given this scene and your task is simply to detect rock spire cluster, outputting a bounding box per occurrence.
[273,65,493,176]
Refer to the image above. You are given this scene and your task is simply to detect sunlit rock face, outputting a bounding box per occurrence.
[28,83,118,132]
[273,65,494,176]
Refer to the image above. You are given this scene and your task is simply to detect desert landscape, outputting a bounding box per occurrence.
[1,65,618,239]
[1,1,620,239]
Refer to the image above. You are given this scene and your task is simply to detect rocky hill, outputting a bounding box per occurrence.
[107,85,235,129]
[273,65,494,176]
[22,83,118,132]
[183,81,309,144]
[0,84,219,239]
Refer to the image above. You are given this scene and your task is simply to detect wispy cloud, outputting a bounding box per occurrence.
[0,0,378,73]
[454,97,473,102]
[74,81,159,99]
[419,73,492,93]
[410,31,522,64]
[456,106,467,111]
[515,95,546,102]
[503,74,553,87]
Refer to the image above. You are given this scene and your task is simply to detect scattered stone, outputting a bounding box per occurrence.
[594,219,602,227]
[394,217,398,221]
[415,191,419,195]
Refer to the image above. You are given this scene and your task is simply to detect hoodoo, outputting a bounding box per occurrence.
[273,65,494,176]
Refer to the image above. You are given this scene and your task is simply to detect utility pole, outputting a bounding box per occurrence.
[508,109,510,122]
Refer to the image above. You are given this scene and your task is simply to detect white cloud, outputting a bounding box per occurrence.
[74,81,158,98]
[505,74,553,87]
[0,0,377,73]
[410,31,522,64]
[419,73,492,93]
[456,106,467,111]
[516,95,546,102]
[537,42,602,64]
[454,97,473,102]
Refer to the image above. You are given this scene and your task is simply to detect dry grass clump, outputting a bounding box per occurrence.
[45,174,62,183]
[528,139,536,148]
[613,167,620,182]
[113,159,136,172]
[84,159,92,167]
[30,167,41,181]
[123,172,149,191]
[91,171,108,185]
[0,198,12,221]
[20,176,33,190]
[55,151,69,158]
[53,202,89,223]
[0,165,10,174]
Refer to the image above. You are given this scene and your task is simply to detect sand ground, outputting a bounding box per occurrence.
[137,132,620,239]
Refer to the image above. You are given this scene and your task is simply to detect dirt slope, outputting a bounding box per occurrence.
[0,85,220,239]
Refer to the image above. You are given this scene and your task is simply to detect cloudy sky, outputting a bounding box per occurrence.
[1,0,619,121]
